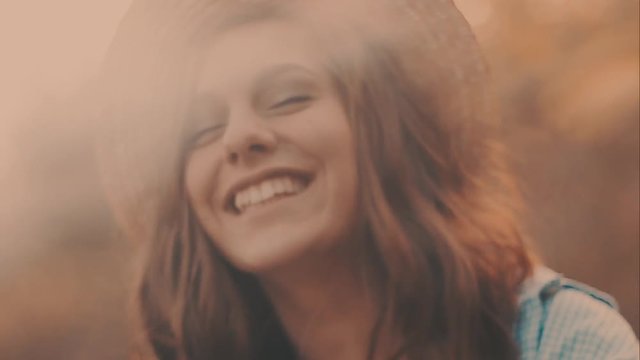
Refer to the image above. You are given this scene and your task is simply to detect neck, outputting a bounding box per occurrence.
[258,243,393,360]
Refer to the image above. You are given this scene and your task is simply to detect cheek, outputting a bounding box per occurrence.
[316,112,359,210]
[184,151,218,212]
[185,159,225,244]
[301,103,356,159]
[185,161,205,204]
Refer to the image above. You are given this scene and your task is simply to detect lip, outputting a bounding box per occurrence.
[222,167,315,214]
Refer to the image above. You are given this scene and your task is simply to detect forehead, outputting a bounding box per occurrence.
[196,20,327,95]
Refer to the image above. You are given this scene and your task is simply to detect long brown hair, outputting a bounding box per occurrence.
[97,1,533,359]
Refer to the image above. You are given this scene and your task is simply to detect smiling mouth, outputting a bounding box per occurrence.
[226,173,313,214]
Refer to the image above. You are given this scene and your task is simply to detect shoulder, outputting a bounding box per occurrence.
[514,266,639,360]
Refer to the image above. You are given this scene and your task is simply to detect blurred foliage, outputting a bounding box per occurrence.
[458,0,639,336]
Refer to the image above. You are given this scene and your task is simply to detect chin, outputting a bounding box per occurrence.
[222,225,340,275]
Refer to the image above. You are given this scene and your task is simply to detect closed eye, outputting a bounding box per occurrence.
[189,123,226,148]
[269,95,313,110]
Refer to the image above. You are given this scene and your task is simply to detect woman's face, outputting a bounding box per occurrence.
[184,20,359,273]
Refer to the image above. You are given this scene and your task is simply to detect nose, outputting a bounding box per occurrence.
[221,111,277,165]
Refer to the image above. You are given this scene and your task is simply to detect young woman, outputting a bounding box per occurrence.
[97,0,639,359]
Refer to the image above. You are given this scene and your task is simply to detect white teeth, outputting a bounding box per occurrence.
[233,176,308,212]
[274,178,285,193]
[250,187,261,205]
[283,178,294,192]
[234,194,242,211]
[261,182,275,200]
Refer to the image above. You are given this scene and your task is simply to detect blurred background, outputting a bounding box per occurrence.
[0,0,637,358]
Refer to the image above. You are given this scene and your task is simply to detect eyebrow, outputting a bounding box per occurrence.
[252,63,319,95]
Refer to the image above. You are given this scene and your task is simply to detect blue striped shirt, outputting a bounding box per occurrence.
[515,266,639,359]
